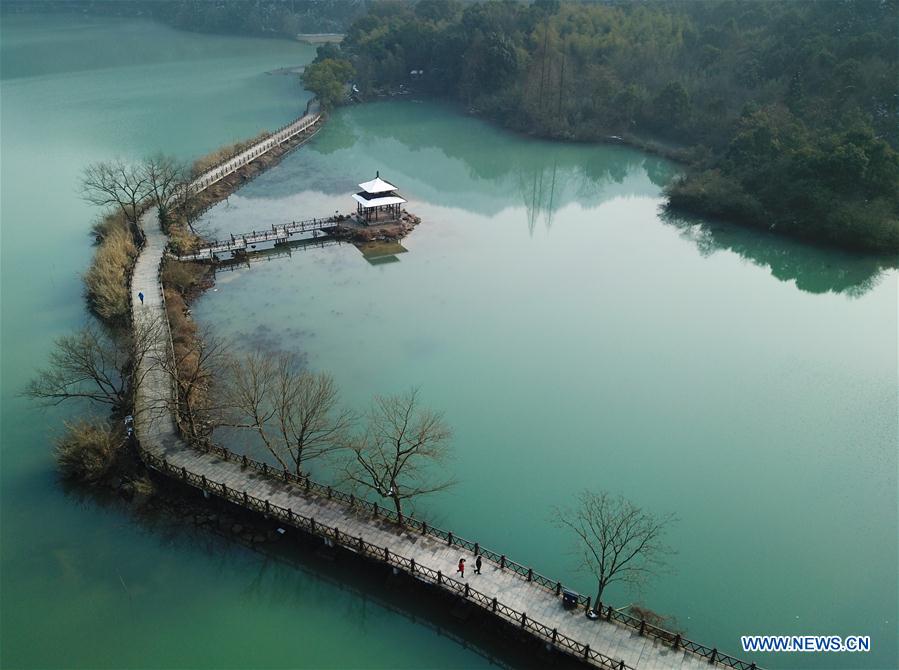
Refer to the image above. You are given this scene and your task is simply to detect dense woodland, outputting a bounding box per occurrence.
[305,0,899,253]
[1,0,369,36]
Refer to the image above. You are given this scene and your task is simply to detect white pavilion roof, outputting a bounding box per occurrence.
[352,193,407,208]
[358,177,398,194]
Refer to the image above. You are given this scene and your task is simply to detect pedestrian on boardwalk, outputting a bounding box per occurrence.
[457,558,465,578]
[475,555,482,575]
[138,291,144,305]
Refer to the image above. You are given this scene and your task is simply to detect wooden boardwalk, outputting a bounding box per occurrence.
[175,217,339,262]
[129,115,758,670]
[190,100,322,195]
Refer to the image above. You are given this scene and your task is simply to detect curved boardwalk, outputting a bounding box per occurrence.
[130,112,755,670]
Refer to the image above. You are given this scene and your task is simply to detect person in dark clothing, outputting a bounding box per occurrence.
[475,555,482,574]
[457,558,465,578]
[138,291,144,304]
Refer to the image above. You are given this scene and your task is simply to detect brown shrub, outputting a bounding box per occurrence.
[55,418,124,484]
[90,210,129,244]
[162,259,205,295]
[84,224,137,323]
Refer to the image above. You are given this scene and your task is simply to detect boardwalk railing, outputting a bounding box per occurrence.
[155,438,758,670]
[140,449,633,670]
[190,110,322,194]
[175,216,340,261]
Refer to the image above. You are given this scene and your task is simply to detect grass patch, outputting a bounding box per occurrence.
[84,219,138,324]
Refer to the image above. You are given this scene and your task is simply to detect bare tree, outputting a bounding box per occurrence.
[81,160,152,244]
[344,388,455,522]
[25,317,164,414]
[223,351,354,474]
[155,328,229,441]
[553,491,676,609]
[142,153,189,211]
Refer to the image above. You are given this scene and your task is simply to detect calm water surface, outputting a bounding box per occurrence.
[1,15,502,670]
[193,102,898,669]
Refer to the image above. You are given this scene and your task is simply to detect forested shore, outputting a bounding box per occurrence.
[304,0,899,253]
[8,0,896,253]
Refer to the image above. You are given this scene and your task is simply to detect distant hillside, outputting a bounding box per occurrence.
[0,0,369,37]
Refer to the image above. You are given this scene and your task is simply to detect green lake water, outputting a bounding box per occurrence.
[1,15,503,670]
[2,13,897,670]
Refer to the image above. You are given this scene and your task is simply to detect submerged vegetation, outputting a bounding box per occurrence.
[331,0,898,252]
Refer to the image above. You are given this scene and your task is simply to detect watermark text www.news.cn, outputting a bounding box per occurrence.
[741,635,871,653]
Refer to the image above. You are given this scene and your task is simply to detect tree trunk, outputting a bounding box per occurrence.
[393,496,404,525]
[595,581,606,612]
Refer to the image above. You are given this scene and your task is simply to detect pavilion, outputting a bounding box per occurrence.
[353,172,406,224]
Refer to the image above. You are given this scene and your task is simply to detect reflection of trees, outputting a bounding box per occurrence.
[517,160,558,234]
[299,101,667,222]
[310,112,358,155]
[662,211,894,296]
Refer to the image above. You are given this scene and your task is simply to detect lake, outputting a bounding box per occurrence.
[2,12,896,670]
[1,14,503,670]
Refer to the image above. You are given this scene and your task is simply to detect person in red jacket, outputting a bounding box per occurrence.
[457,558,465,578]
